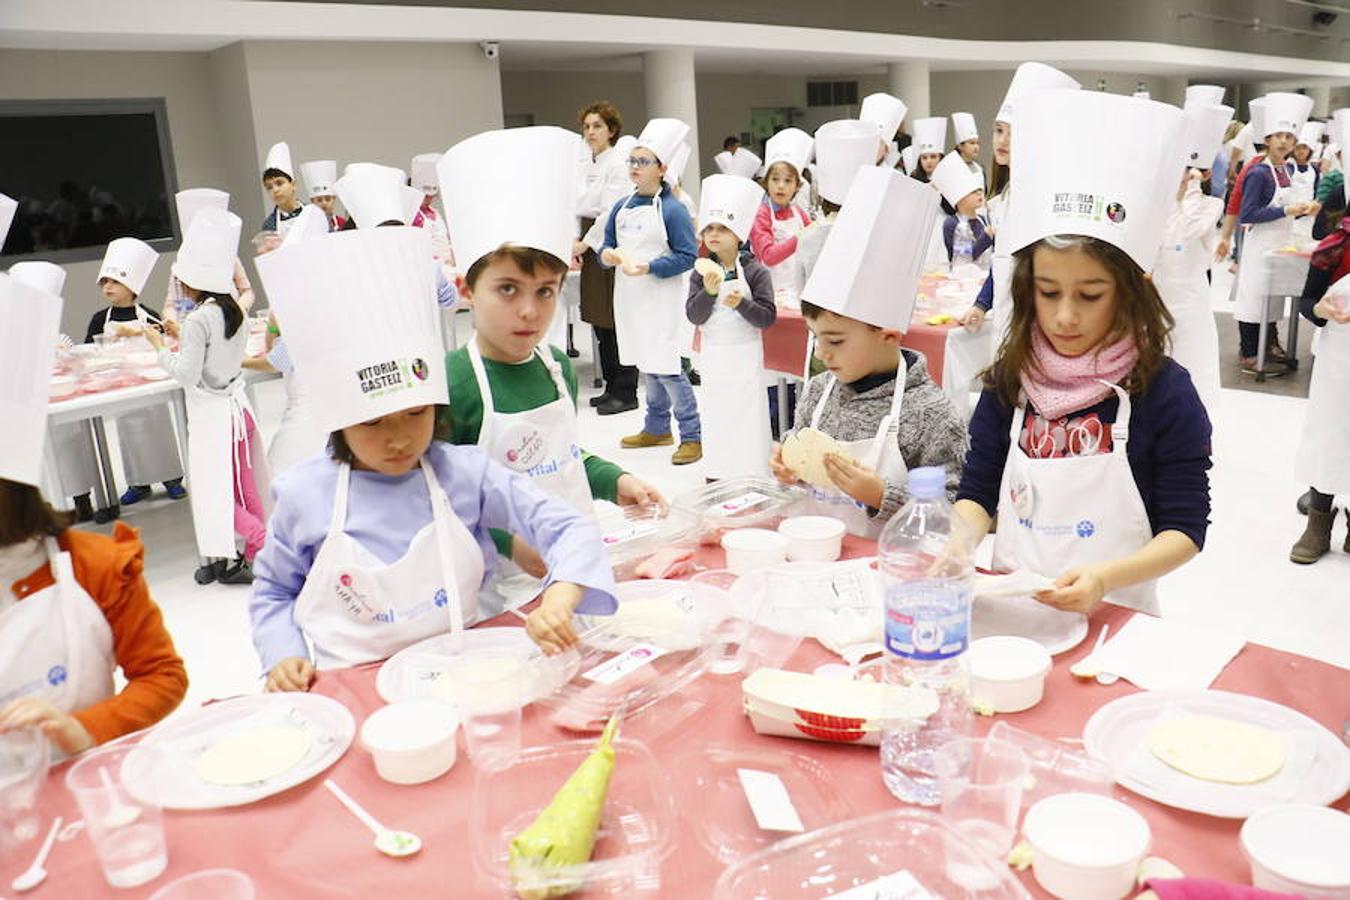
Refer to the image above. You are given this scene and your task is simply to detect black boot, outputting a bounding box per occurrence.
[218,555,254,585]
[73,493,94,523]
[194,559,226,585]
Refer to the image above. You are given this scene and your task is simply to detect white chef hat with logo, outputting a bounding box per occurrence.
[859,93,908,142]
[0,273,63,486]
[800,166,940,331]
[634,118,690,166]
[263,141,295,181]
[1002,89,1186,273]
[1181,104,1235,169]
[813,119,880,204]
[337,163,424,228]
[256,227,444,434]
[930,151,985,208]
[765,128,814,178]
[912,117,948,156]
[440,125,580,271]
[301,160,338,199]
[96,237,159,296]
[952,112,979,144]
[1260,92,1314,139]
[997,62,1081,125]
[697,173,764,244]
[175,188,229,235]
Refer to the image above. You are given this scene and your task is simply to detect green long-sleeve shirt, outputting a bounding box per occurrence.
[439,344,625,556]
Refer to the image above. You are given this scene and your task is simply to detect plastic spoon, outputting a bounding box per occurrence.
[98,767,140,828]
[322,779,421,858]
[10,816,63,893]
[1070,624,1110,680]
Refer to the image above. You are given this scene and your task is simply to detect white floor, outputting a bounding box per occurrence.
[92,271,1348,713]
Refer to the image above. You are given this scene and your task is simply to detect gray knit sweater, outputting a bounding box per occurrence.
[790,349,968,521]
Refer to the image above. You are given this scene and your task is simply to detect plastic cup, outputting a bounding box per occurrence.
[0,728,50,851]
[65,746,168,888]
[932,737,1030,857]
[149,869,255,900]
[443,657,525,773]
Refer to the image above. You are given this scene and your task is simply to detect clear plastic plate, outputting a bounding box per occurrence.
[376,626,579,706]
[574,579,730,647]
[713,807,1031,898]
[673,477,808,544]
[594,503,699,576]
[471,736,675,897]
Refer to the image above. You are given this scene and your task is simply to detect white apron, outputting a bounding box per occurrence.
[1294,275,1350,496]
[806,355,909,539]
[49,422,101,500]
[1289,165,1318,242]
[106,306,184,486]
[992,384,1157,614]
[1234,160,1295,325]
[184,376,270,559]
[1153,234,1223,415]
[292,459,485,669]
[468,341,594,516]
[613,194,685,376]
[0,539,115,745]
[766,205,806,307]
[699,262,772,480]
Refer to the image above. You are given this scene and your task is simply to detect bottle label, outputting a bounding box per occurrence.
[884,581,970,661]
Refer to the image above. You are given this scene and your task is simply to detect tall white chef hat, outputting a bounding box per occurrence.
[440,126,580,271]
[263,141,295,181]
[171,207,242,294]
[337,164,424,228]
[614,134,638,162]
[1296,121,1325,150]
[8,260,66,298]
[1247,99,1269,147]
[1335,108,1350,156]
[813,119,880,205]
[175,188,229,235]
[900,145,919,176]
[800,166,940,332]
[0,193,16,247]
[663,142,692,187]
[697,174,764,244]
[930,151,985,208]
[912,117,948,156]
[411,153,442,195]
[255,227,444,434]
[1184,85,1226,108]
[634,118,690,166]
[723,148,763,180]
[301,160,338,199]
[764,127,814,178]
[1260,92,1314,139]
[1132,90,1152,100]
[0,273,63,486]
[96,237,159,296]
[280,204,332,249]
[1181,104,1235,170]
[859,93,908,142]
[1002,89,1186,273]
[952,112,979,144]
[997,62,1081,125]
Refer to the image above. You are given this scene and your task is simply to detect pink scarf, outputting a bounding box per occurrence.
[1022,324,1139,419]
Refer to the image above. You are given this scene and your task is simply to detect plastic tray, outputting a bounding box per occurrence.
[713,807,1031,898]
[471,736,675,898]
[376,626,579,706]
[574,579,730,645]
[594,502,699,576]
[670,742,856,864]
[673,477,808,544]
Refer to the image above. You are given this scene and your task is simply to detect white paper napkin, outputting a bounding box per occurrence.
[1094,615,1245,691]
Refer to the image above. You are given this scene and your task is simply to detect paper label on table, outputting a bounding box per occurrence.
[600,521,659,547]
[828,870,936,899]
[736,768,805,833]
[716,491,772,515]
[580,642,668,685]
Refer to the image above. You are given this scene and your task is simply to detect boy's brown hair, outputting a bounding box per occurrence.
[464,245,569,290]
[577,101,622,146]
[764,160,801,189]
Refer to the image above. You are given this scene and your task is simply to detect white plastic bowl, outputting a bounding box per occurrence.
[360,699,459,785]
[968,635,1053,713]
[777,516,846,562]
[1023,792,1151,900]
[721,528,789,575]
[1240,804,1350,896]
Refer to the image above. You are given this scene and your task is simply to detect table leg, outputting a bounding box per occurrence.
[1285,294,1300,371]
[1256,299,1270,383]
[776,376,790,440]
[88,417,117,515]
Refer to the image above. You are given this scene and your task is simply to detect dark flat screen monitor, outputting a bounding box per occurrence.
[0,98,179,265]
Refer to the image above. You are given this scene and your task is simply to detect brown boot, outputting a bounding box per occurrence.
[671,441,703,465]
[1290,508,1335,564]
[621,431,674,449]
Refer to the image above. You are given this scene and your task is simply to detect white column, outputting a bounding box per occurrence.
[888,60,930,120]
[643,48,701,201]
[1306,85,1332,118]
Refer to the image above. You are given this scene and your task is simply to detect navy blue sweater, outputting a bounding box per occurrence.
[956,358,1213,551]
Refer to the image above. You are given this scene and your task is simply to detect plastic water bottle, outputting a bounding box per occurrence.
[877,466,974,805]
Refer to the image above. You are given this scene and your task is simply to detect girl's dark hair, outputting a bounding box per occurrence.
[330,404,451,464]
[989,161,1010,198]
[0,479,73,547]
[820,198,841,216]
[198,291,245,340]
[764,161,801,189]
[985,235,1174,407]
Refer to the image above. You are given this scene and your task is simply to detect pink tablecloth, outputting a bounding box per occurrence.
[9,539,1349,898]
[762,307,955,384]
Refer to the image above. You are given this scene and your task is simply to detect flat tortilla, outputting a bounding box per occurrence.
[194,725,312,786]
[694,257,721,278]
[781,428,851,489]
[1147,715,1286,785]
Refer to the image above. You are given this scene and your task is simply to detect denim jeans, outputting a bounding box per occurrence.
[643,372,701,442]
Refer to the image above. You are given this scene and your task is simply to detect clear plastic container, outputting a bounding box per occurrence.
[673,477,808,545]
[594,502,699,578]
[471,737,675,898]
[670,743,856,864]
[712,807,1031,899]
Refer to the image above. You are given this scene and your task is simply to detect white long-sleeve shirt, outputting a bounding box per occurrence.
[156,301,246,393]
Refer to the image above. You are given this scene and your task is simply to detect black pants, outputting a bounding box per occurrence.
[1237,321,1280,358]
[595,326,637,401]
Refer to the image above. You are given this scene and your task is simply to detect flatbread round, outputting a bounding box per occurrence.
[781,427,852,489]
[194,725,313,786]
[694,258,721,278]
[1147,715,1286,785]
